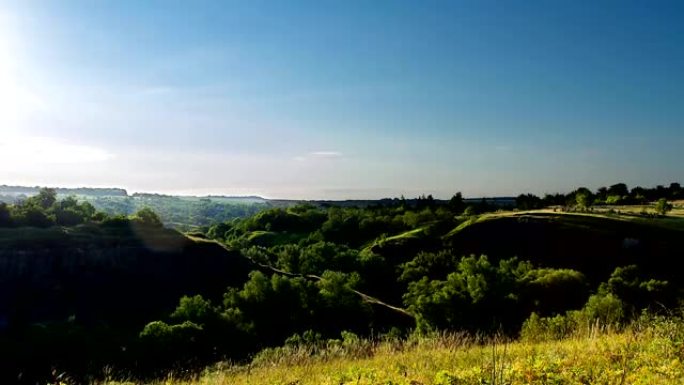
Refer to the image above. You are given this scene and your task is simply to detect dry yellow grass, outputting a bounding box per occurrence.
[114,323,684,385]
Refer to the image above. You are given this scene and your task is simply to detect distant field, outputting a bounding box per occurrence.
[459,206,684,233]
[592,203,684,217]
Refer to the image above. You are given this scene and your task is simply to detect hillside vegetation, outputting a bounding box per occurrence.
[0,189,253,383]
[0,185,267,230]
[111,315,684,385]
[1,183,683,383]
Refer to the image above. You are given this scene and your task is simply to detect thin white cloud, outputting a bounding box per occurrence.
[294,151,343,162]
[310,151,343,158]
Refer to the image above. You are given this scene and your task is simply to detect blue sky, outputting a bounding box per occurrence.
[1,1,682,198]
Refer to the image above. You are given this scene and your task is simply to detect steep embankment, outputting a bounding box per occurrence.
[0,223,251,328]
[0,223,256,382]
[443,212,684,284]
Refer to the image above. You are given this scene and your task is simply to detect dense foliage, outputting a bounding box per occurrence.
[0,188,172,229]
[518,182,684,209]
[82,194,266,230]
[0,183,682,383]
[131,183,682,380]
[0,188,98,227]
[0,186,268,230]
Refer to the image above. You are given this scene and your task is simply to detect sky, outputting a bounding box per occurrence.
[0,0,683,199]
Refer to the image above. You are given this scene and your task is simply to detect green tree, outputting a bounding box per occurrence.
[207,222,233,240]
[655,198,673,216]
[27,187,57,209]
[54,196,94,225]
[13,205,54,227]
[138,320,205,371]
[171,295,217,325]
[516,193,542,210]
[608,183,629,198]
[400,250,459,282]
[448,192,465,213]
[131,207,163,227]
[574,188,593,210]
[403,255,532,332]
[581,293,624,325]
[528,268,588,314]
[317,270,360,306]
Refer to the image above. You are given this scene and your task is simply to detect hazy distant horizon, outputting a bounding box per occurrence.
[2,180,682,202]
[1,1,682,199]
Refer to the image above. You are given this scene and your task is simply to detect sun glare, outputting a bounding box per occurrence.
[0,11,41,130]
[0,13,16,112]
[0,135,113,167]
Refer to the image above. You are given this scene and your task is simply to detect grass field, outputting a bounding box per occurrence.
[105,317,684,385]
[444,205,684,236]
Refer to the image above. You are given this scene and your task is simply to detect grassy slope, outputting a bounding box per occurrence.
[125,324,684,385]
[384,227,426,241]
[441,210,684,284]
[447,208,684,237]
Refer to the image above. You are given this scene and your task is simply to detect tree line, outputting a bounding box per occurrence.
[0,187,165,228]
[516,182,682,211]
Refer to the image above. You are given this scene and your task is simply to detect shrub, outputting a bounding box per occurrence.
[655,198,674,215]
[131,207,163,228]
[521,312,579,341]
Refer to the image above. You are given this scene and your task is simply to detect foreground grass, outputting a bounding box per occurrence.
[120,321,684,385]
